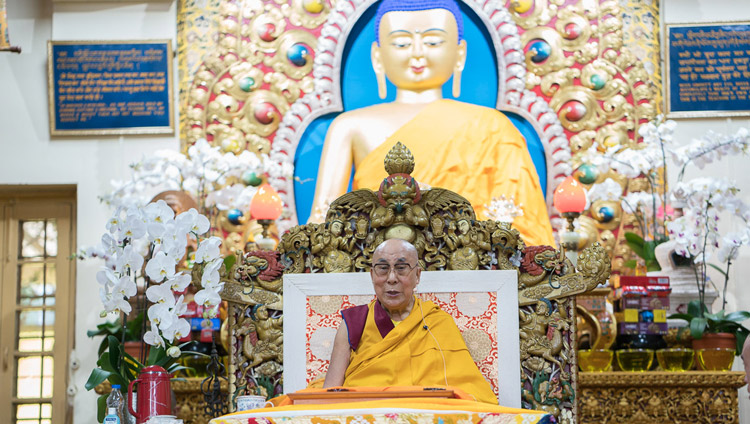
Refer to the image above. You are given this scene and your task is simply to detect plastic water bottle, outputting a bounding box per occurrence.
[104,384,124,424]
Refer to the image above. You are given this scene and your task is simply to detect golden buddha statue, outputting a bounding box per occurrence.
[310,0,554,246]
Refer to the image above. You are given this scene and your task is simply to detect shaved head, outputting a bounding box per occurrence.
[373,238,418,263]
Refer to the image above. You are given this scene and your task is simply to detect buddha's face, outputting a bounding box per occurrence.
[373,9,466,91]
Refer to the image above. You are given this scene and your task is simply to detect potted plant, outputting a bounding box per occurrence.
[662,128,750,367]
[82,199,226,422]
[585,121,750,366]
[80,139,279,421]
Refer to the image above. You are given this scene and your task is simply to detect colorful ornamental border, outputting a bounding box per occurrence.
[269,0,572,233]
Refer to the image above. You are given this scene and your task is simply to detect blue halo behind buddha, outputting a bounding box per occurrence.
[293,0,547,223]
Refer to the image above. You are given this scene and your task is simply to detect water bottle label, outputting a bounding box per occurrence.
[103,415,120,424]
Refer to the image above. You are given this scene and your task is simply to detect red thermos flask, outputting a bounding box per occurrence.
[128,365,172,423]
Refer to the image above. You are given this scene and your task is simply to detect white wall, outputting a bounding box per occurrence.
[662,0,750,419]
[0,1,178,422]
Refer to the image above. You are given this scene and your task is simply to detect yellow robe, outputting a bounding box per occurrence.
[352,99,555,247]
[342,298,498,405]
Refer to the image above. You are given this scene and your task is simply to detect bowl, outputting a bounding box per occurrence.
[616,348,654,372]
[656,348,694,371]
[696,348,735,371]
[578,349,613,372]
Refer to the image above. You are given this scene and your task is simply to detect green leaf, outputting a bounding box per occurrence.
[624,232,645,246]
[107,335,121,372]
[97,394,108,423]
[97,353,116,373]
[165,365,192,374]
[643,240,658,261]
[224,254,237,272]
[623,260,637,269]
[646,260,662,272]
[147,344,166,365]
[690,317,708,339]
[84,368,111,391]
[705,312,721,321]
[725,311,750,322]
[668,313,694,323]
[120,349,144,382]
[708,263,728,278]
[625,240,645,259]
[687,300,707,318]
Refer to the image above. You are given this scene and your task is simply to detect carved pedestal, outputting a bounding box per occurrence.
[579,371,746,423]
[172,378,229,424]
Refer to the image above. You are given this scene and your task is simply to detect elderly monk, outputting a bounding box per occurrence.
[310,0,554,247]
[322,238,497,404]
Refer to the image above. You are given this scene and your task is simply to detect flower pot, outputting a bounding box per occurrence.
[691,332,736,370]
[123,341,149,361]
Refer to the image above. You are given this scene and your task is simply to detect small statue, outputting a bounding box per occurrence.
[311,220,354,272]
[519,299,570,376]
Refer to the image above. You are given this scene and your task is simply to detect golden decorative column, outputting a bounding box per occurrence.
[579,371,746,423]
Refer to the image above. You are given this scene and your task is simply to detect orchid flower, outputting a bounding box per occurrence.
[96,268,119,288]
[115,244,144,275]
[143,322,165,348]
[167,273,192,292]
[146,282,176,307]
[144,199,175,224]
[194,288,222,309]
[145,251,177,282]
[148,303,175,329]
[161,318,191,342]
[118,208,147,241]
[195,237,222,264]
[112,275,137,298]
[176,208,210,236]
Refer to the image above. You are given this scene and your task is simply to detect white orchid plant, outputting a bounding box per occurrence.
[664,130,750,313]
[581,117,750,348]
[100,138,291,215]
[85,200,225,386]
[84,139,284,416]
[581,117,676,271]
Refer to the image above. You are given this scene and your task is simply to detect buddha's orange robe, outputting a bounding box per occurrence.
[341,298,498,405]
[352,99,555,247]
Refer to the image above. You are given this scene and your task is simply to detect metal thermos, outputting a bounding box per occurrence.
[128,365,172,423]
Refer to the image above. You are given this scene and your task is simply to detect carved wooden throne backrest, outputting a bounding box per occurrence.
[222,143,611,424]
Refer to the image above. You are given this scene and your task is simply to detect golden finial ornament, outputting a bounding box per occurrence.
[384,142,415,175]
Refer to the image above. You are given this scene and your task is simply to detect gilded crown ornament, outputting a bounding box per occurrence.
[384,142,415,175]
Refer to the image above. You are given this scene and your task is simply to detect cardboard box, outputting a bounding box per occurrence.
[624,296,671,310]
[618,322,668,335]
[620,276,670,287]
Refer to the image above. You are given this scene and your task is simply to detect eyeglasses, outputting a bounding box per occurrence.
[372,263,417,277]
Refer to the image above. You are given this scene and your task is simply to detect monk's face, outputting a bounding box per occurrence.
[373,9,465,91]
[370,239,421,314]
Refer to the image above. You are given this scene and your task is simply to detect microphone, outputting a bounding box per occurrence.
[423,325,429,330]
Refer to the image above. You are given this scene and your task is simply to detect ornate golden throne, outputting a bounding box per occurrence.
[221,143,611,424]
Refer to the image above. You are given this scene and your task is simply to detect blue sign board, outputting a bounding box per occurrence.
[667,23,750,117]
[48,40,174,135]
